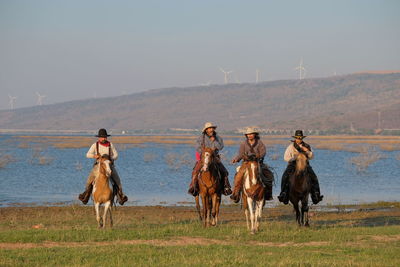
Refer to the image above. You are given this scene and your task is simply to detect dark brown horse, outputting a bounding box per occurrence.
[197,147,222,227]
[289,153,311,226]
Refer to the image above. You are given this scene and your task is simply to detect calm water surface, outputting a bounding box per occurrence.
[0,135,399,206]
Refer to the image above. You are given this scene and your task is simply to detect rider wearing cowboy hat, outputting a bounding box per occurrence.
[78,128,128,205]
[230,127,274,203]
[277,130,323,205]
[188,122,232,196]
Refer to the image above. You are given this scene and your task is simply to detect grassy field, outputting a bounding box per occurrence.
[1,202,399,266]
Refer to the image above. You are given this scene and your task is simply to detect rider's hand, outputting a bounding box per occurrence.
[209,136,215,141]
[94,154,100,159]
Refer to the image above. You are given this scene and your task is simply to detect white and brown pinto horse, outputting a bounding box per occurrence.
[240,160,265,234]
[92,155,114,228]
[289,153,311,227]
[197,147,222,227]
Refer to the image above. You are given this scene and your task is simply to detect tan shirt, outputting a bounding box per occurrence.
[86,142,118,161]
[284,143,313,162]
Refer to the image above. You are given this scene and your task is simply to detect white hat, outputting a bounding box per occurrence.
[202,122,217,132]
[244,127,259,135]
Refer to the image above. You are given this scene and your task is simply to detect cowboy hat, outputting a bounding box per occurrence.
[202,122,217,132]
[244,127,259,135]
[96,128,111,137]
[292,130,306,139]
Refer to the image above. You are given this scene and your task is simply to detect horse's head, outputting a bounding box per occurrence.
[244,160,260,186]
[98,154,112,178]
[295,153,308,175]
[201,147,215,172]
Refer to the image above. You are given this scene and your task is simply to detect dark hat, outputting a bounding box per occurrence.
[96,128,110,137]
[292,130,306,139]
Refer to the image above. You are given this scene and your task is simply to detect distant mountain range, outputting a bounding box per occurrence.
[0,73,399,134]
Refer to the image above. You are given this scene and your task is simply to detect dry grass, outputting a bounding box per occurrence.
[29,146,54,165]
[350,149,384,172]
[164,152,193,170]
[143,152,156,163]
[0,154,15,168]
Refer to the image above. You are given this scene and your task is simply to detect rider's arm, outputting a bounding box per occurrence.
[196,135,203,154]
[110,143,118,161]
[86,143,97,159]
[257,140,266,159]
[213,135,224,151]
[232,143,245,162]
[305,147,313,160]
[283,144,297,162]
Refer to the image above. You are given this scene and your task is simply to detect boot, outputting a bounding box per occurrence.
[277,182,289,205]
[118,189,128,205]
[264,184,273,201]
[311,190,323,205]
[78,184,93,205]
[188,174,199,196]
[230,191,241,203]
[222,176,232,196]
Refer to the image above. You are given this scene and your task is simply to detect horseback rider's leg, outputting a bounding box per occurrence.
[78,168,96,204]
[307,165,323,204]
[261,164,274,201]
[188,161,201,196]
[230,165,246,203]
[110,166,128,205]
[278,162,295,204]
[216,161,232,196]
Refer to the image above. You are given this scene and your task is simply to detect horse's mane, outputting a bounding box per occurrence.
[295,153,308,175]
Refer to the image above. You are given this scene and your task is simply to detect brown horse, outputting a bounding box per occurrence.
[289,153,311,226]
[197,147,222,227]
[92,155,114,228]
[240,160,265,234]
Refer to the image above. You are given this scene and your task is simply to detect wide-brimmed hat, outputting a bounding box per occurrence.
[96,128,110,137]
[244,127,259,135]
[202,122,217,132]
[292,130,306,139]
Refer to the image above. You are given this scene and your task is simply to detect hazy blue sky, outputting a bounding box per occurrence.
[1,0,399,109]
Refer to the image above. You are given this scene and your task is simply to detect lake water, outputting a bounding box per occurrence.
[0,135,399,206]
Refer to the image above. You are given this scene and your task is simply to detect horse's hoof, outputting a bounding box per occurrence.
[305,223,310,227]
[251,230,256,235]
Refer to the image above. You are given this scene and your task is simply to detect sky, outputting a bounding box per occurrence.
[0,0,399,110]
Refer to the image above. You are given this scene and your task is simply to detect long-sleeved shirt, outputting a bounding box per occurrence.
[196,134,224,154]
[284,142,313,162]
[86,142,118,161]
[233,139,266,162]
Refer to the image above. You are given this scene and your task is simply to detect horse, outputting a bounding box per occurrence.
[197,147,222,227]
[289,152,312,227]
[240,160,265,234]
[92,155,114,228]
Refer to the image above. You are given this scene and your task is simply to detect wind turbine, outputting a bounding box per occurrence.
[36,92,46,106]
[8,95,17,109]
[294,58,306,80]
[219,67,233,84]
[256,69,260,83]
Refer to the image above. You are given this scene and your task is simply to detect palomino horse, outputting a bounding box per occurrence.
[289,153,311,226]
[92,155,114,228]
[240,160,265,234]
[197,147,222,227]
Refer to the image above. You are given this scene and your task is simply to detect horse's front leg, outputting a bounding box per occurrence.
[215,195,221,226]
[255,199,264,232]
[247,198,256,234]
[293,202,301,226]
[94,203,102,228]
[103,201,111,228]
[195,195,202,221]
[201,194,207,227]
[302,198,310,227]
[210,194,217,226]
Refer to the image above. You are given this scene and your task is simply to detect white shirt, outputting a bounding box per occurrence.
[86,142,118,161]
[284,143,313,162]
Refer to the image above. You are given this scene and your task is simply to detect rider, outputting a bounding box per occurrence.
[78,128,128,205]
[188,122,232,197]
[230,127,274,203]
[277,130,323,205]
